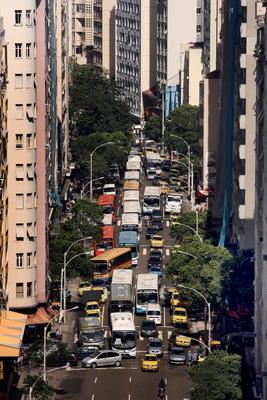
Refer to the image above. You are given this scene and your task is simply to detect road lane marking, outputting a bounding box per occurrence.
[139,336,144,341]
[166,249,170,256]
[101,306,105,327]
[91,395,95,400]
[117,220,121,226]
[143,248,147,255]
[165,378,168,385]
[167,331,172,339]
[163,306,166,327]
[166,221,170,227]
[129,377,132,383]
[158,331,163,340]
[94,377,98,384]
[104,331,108,338]
[128,394,131,400]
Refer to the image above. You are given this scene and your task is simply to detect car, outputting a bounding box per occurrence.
[147,170,157,181]
[147,255,162,269]
[147,338,163,357]
[170,214,180,225]
[78,281,91,297]
[150,248,163,258]
[87,286,108,303]
[146,304,162,325]
[149,219,163,231]
[169,177,181,187]
[162,160,172,172]
[151,209,163,222]
[148,265,163,278]
[146,226,158,239]
[46,351,78,367]
[81,350,122,368]
[141,353,159,372]
[163,287,177,307]
[172,307,188,325]
[141,320,158,337]
[74,346,98,361]
[171,291,181,307]
[85,301,101,318]
[150,235,164,248]
[168,347,186,365]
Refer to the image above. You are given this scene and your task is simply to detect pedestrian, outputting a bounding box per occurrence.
[187,350,193,367]
[192,351,198,364]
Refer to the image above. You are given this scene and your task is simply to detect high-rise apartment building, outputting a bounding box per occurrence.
[0,0,70,310]
[182,43,202,106]
[72,0,116,74]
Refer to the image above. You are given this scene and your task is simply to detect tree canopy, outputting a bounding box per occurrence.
[170,211,208,243]
[143,116,162,142]
[70,65,133,135]
[189,351,242,400]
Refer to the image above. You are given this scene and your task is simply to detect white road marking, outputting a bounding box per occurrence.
[167,331,172,339]
[165,249,170,256]
[143,248,147,255]
[104,331,108,338]
[166,221,170,227]
[163,264,165,270]
[139,336,144,341]
[165,378,168,385]
[129,376,132,383]
[101,306,105,327]
[91,395,95,400]
[158,331,163,340]
[117,219,121,226]
[163,307,166,327]
[94,377,98,384]
[128,394,131,400]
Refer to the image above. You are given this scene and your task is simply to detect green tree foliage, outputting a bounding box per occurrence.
[189,351,242,400]
[166,241,232,308]
[70,65,133,135]
[170,211,208,242]
[22,375,55,400]
[49,200,103,279]
[143,116,162,142]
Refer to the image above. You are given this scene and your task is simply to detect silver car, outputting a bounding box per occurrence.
[147,338,163,357]
[168,347,186,365]
[81,349,122,368]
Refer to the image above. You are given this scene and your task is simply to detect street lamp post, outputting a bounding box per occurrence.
[177,152,194,209]
[43,306,78,382]
[175,250,197,259]
[61,236,92,323]
[89,142,114,201]
[29,365,70,400]
[175,221,202,242]
[178,284,211,352]
[80,177,104,198]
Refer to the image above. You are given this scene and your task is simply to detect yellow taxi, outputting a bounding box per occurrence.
[88,286,107,304]
[150,235,164,248]
[158,180,170,195]
[170,214,180,226]
[170,291,181,307]
[174,335,192,347]
[78,281,91,297]
[85,301,101,318]
[141,354,159,372]
[172,307,188,325]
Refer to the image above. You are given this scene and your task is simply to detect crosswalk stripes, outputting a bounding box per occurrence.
[165,248,170,256]
[117,219,121,227]
[158,331,163,340]
[167,330,172,339]
[166,221,170,227]
[142,248,147,255]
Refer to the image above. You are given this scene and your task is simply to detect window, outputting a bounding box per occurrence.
[26,10,32,25]
[26,43,32,58]
[27,282,32,297]
[27,223,34,240]
[15,10,22,25]
[16,134,23,149]
[15,43,22,58]
[16,224,24,241]
[16,253,23,268]
[196,25,202,33]
[33,43,36,58]
[15,74,23,89]
[26,193,34,208]
[26,73,33,88]
[15,104,23,120]
[197,7,201,14]
[26,104,34,120]
[16,164,24,181]
[26,252,32,268]
[16,283,24,298]
[26,134,33,149]
[27,163,34,180]
[16,194,24,209]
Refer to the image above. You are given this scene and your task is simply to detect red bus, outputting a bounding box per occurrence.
[94,225,115,256]
[97,194,116,223]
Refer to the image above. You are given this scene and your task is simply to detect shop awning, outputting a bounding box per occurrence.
[26,307,50,325]
[0,311,26,357]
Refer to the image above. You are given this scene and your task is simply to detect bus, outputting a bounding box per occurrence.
[102,214,113,226]
[123,200,141,216]
[123,180,140,192]
[94,225,115,256]
[143,186,161,215]
[91,247,132,283]
[121,213,140,233]
[126,160,141,171]
[146,152,162,175]
[118,231,139,266]
[109,269,133,313]
[110,312,137,357]
[97,194,116,223]
[124,171,140,181]
[123,190,140,203]
[135,274,159,315]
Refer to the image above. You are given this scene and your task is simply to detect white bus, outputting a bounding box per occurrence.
[146,153,162,175]
[124,200,141,216]
[123,190,140,203]
[110,312,137,357]
[121,213,140,233]
[143,186,161,215]
[110,270,133,313]
[126,160,141,171]
[135,274,159,315]
[124,171,140,181]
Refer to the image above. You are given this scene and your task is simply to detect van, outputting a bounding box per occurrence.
[146,304,162,325]
[103,184,116,195]
[147,169,157,181]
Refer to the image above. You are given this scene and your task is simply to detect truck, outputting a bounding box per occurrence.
[78,317,105,348]
[121,213,140,233]
[109,269,133,313]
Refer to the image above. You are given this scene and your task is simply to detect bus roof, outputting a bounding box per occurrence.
[102,225,114,240]
[123,180,140,191]
[146,152,161,161]
[110,312,135,332]
[110,283,132,302]
[121,213,139,226]
[124,201,141,214]
[102,214,113,226]
[119,231,138,246]
[124,171,140,181]
[136,274,158,291]
[91,247,131,262]
[112,269,133,285]
[126,160,141,171]
[98,194,115,207]
[123,190,140,201]
[144,186,161,197]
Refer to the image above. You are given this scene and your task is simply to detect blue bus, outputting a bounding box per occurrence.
[118,231,139,267]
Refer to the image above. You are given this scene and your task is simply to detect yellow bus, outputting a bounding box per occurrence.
[123,180,140,192]
[91,247,132,283]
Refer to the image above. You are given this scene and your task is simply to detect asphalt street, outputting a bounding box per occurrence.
[57,167,192,400]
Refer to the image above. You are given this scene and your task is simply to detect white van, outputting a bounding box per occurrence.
[146,304,162,325]
[103,183,116,195]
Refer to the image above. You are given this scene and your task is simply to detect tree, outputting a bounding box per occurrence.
[166,241,233,308]
[189,351,242,400]
[22,375,56,400]
[70,65,133,135]
[143,116,162,142]
[170,211,208,242]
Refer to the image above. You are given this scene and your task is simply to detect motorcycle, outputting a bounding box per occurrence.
[158,387,165,399]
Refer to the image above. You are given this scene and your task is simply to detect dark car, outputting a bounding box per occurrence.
[150,248,162,258]
[146,226,159,239]
[148,255,162,269]
[162,160,172,172]
[46,351,78,367]
[150,219,163,231]
[151,209,163,222]
[74,346,98,361]
[141,320,158,337]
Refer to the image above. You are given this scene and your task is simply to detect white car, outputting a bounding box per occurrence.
[146,304,162,325]
[165,194,182,214]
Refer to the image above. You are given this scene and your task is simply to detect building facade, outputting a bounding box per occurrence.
[182,44,202,106]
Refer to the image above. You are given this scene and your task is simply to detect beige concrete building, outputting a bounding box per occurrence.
[72,0,116,75]
[182,44,202,106]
